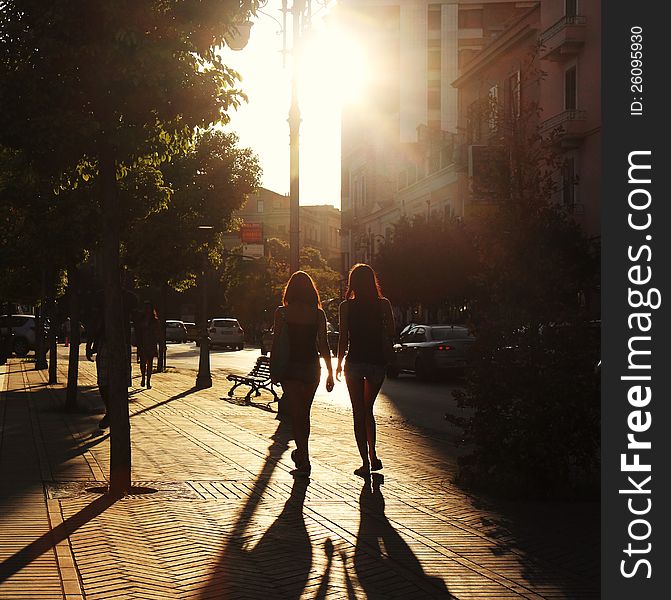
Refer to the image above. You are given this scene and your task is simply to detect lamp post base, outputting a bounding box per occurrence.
[196,374,212,389]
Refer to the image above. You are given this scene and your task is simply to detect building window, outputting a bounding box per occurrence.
[428,5,441,31]
[508,71,520,118]
[565,0,578,18]
[427,49,441,71]
[428,89,441,111]
[488,84,499,131]
[562,157,576,208]
[257,199,264,213]
[459,9,483,29]
[565,65,577,110]
[428,152,440,174]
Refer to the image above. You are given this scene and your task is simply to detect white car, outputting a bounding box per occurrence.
[209,318,244,350]
[0,314,41,357]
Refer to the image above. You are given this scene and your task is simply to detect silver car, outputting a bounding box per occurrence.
[388,324,475,380]
[209,318,244,350]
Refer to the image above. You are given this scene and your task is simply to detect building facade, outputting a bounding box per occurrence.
[339,0,601,275]
[339,0,537,272]
[231,187,341,266]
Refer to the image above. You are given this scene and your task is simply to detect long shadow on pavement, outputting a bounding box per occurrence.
[354,474,453,599]
[199,417,319,599]
[0,493,117,582]
[380,376,599,597]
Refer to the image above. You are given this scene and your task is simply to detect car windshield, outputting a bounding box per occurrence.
[430,327,472,340]
[214,320,238,328]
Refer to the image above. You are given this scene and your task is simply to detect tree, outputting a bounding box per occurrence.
[223,240,341,332]
[0,0,261,495]
[375,214,477,320]
[447,69,599,498]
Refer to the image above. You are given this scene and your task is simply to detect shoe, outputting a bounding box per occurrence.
[370,458,383,471]
[147,384,151,389]
[354,465,370,477]
[140,378,145,387]
[98,414,110,429]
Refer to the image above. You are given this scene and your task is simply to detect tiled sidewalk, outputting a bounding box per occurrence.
[0,356,599,599]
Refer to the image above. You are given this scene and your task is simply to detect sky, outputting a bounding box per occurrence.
[219,0,363,209]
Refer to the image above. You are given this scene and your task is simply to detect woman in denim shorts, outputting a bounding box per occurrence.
[271,271,334,476]
[336,264,395,476]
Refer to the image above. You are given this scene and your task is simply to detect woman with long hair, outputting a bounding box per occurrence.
[336,264,394,476]
[271,271,335,476]
[136,301,160,389]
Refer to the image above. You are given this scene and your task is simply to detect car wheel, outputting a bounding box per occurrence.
[415,357,429,381]
[13,337,29,358]
[237,344,244,351]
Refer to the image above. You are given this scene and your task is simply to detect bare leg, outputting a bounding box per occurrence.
[363,376,384,465]
[146,358,153,389]
[345,373,369,469]
[283,380,318,467]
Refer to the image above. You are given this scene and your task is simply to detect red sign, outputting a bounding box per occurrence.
[240,223,263,244]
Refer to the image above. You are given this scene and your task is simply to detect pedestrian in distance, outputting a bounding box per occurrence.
[270,271,335,476]
[336,264,395,477]
[135,301,160,389]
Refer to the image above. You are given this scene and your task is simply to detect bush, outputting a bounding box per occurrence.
[450,322,600,499]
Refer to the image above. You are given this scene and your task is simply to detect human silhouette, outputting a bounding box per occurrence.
[336,264,394,476]
[271,271,334,476]
[135,301,160,389]
[355,474,451,598]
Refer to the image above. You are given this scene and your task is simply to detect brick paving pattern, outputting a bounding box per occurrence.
[0,355,599,599]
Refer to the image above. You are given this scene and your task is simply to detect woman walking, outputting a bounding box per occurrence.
[336,264,395,477]
[136,301,160,389]
[271,271,335,476]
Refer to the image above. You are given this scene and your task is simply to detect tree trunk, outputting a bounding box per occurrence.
[65,265,81,411]
[157,282,168,372]
[48,296,58,384]
[35,269,48,370]
[100,145,132,496]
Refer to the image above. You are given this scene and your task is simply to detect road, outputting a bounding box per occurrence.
[163,342,469,437]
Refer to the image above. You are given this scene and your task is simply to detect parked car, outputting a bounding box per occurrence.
[183,322,199,342]
[387,324,475,380]
[209,318,244,350]
[0,314,42,357]
[165,320,188,343]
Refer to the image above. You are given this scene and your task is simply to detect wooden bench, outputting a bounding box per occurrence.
[226,355,281,404]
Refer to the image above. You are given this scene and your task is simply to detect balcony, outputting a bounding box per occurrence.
[539,16,586,61]
[540,110,588,148]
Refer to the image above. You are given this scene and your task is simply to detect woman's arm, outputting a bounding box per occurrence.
[317,310,334,390]
[336,301,349,380]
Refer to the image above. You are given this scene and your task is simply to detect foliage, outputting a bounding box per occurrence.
[223,239,341,330]
[124,129,261,290]
[447,74,600,498]
[374,214,477,310]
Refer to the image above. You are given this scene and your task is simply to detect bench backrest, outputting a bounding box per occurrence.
[250,355,272,378]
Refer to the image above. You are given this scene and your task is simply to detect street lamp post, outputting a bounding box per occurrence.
[196,226,213,389]
[288,0,305,274]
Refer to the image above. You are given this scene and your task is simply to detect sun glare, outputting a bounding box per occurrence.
[299,24,369,108]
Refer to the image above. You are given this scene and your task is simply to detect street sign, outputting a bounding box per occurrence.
[242,243,264,260]
[240,222,263,244]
